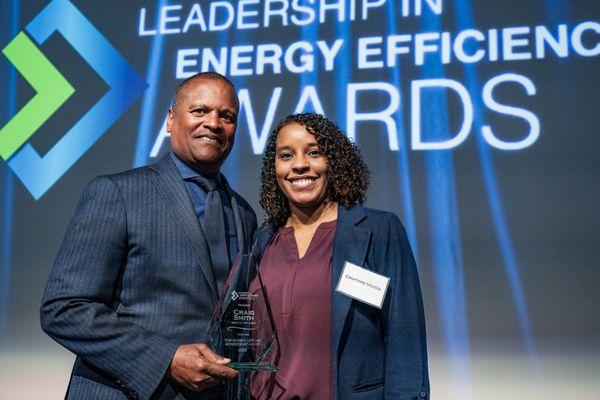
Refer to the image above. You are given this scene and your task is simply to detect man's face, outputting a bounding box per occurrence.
[167,78,238,175]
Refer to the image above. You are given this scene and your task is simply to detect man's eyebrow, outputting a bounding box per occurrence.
[186,103,207,110]
[186,104,237,114]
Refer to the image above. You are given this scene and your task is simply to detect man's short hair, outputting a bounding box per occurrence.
[172,72,237,110]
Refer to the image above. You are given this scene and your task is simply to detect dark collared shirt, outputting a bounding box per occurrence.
[170,152,238,267]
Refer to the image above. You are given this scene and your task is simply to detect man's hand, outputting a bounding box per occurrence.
[168,343,239,391]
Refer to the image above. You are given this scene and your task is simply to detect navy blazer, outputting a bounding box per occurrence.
[253,204,429,400]
[40,154,257,400]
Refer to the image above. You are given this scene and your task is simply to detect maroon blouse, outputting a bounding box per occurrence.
[252,220,336,400]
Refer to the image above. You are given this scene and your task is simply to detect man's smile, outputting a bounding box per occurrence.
[194,133,224,145]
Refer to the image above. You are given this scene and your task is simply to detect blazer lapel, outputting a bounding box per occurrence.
[331,204,371,374]
[149,155,219,303]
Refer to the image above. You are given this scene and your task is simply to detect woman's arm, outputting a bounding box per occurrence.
[381,215,430,400]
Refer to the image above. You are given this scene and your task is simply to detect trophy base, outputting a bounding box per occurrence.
[229,362,278,372]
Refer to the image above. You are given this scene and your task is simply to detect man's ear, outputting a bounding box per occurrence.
[166,108,175,133]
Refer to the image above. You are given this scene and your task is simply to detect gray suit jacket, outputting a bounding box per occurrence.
[40,154,257,400]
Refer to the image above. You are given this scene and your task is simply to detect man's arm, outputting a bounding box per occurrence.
[40,176,236,399]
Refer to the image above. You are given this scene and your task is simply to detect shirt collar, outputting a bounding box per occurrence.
[170,152,224,187]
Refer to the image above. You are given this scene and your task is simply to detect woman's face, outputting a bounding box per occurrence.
[275,123,329,211]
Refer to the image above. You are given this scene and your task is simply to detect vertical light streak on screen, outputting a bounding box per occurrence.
[368,66,395,214]
[300,16,319,90]
[545,0,573,21]
[361,12,395,216]
[133,0,167,168]
[334,16,350,130]
[385,0,419,259]
[454,0,542,378]
[420,13,471,398]
[219,26,240,189]
[544,1,577,131]
[0,0,19,334]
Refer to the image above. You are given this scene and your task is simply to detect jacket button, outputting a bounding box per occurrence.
[419,390,427,398]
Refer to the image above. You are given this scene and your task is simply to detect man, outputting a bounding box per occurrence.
[40,72,257,400]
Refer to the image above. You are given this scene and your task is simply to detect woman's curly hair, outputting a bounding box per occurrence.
[259,113,370,225]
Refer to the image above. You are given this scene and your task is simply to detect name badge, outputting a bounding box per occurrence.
[335,261,390,309]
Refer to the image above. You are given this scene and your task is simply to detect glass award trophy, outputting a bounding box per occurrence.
[208,252,279,399]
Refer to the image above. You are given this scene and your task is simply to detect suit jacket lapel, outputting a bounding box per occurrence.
[331,204,371,375]
[149,155,219,303]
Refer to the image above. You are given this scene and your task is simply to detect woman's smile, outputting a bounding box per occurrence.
[287,176,318,190]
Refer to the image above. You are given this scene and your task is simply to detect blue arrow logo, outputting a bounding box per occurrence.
[1,0,147,199]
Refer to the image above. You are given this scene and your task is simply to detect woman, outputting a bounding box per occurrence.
[251,113,429,400]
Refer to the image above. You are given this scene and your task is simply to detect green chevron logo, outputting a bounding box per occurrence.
[0,0,147,200]
[0,32,75,160]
